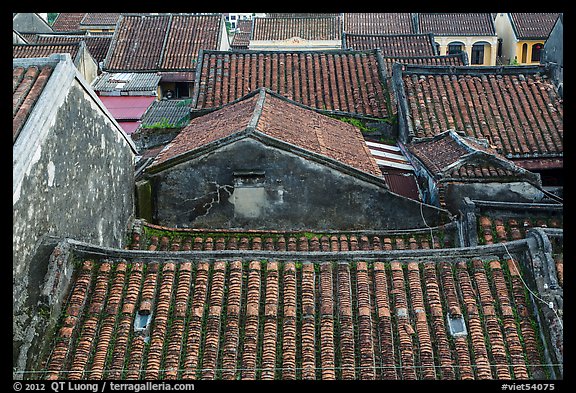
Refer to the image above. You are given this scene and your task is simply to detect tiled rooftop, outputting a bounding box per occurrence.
[382,53,467,76]
[152,88,382,177]
[140,99,191,128]
[230,19,252,49]
[51,13,86,32]
[478,215,562,245]
[41,254,548,380]
[30,34,112,63]
[80,13,121,27]
[509,13,561,40]
[397,65,563,164]
[344,13,415,34]
[406,130,536,182]
[343,33,436,57]
[13,43,81,61]
[192,49,391,119]
[251,16,342,41]
[13,62,55,142]
[418,13,496,36]
[104,14,224,72]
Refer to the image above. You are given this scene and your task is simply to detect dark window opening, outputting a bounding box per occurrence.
[471,44,485,65]
[175,82,190,98]
[521,43,528,63]
[448,43,463,55]
[531,43,544,62]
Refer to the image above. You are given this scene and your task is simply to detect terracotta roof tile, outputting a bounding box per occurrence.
[105,14,224,72]
[32,34,112,63]
[509,13,560,40]
[51,13,86,32]
[418,13,496,36]
[152,89,382,177]
[12,63,54,143]
[80,13,121,27]
[344,33,436,56]
[251,16,342,41]
[193,49,391,119]
[344,13,415,34]
[13,43,80,61]
[398,66,563,165]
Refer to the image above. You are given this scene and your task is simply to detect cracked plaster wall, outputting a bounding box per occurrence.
[13,81,135,373]
[147,138,446,230]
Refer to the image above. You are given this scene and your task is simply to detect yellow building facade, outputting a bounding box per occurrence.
[434,35,498,66]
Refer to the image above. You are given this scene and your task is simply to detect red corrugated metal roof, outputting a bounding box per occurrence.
[382,169,421,201]
[99,96,155,121]
[118,121,140,134]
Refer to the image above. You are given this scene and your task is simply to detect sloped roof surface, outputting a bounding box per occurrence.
[230,19,252,49]
[382,53,466,75]
[152,89,381,177]
[13,43,80,61]
[344,33,436,56]
[344,13,415,34]
[32,34,112,63]
[80,13,121,26]
[51,13,86,32]
[13,62,54,142]
[193,50,390,118]
[418,13,496,36]
[104,14,223,72]
[407,131,524,180]
[140,99,191,127]
[399,66,563,161]
[251,16,342,41]
[92,72,161,92]
[42,254,548,380]
[509,13,561,39]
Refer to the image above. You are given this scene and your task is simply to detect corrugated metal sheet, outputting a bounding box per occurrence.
[140,99,191,127]
[92,72,161,92]
[382,170,421,201]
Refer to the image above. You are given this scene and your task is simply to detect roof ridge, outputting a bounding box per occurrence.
[247,88,267,132]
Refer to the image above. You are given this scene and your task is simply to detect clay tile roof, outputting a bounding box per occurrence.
[344,13,415,34]
[13,43,81,62]
[33,34,112,63]
[51,13,86,32]
[251,16,342,41]
[192,49,391,119]
[80,13,121,27]
[151,89,382,177]
[418,13,496,36]
[382,53,466,75]
[42,255,550,380]
[104,14,224,72]
[344,33,436,56]
[406,130,533,181]
[13,62,54,142]
[509,13,561,39]
[397,65,563,165]
[230,19,252,49]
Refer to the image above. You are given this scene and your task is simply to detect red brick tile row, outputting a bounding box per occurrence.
[181,262,210,379]
[471,259,511,379]
[261,261,280,380]
[319,263,336,380]
[45,261,94,380]
[281,262,297,379]
[390,261,417,380]
[89,262,128,380]
[422,262,456,379]
[506,259,545,378]
[489,260,530,379]
[300,263,317,379]
[144,263,175,380]
[240,261,262,380]
[438,261,474,379]
[372,262,397,379]
[336,263,356,379]
[107,262,144,380]
[355,262,376,379]
[456,261,493,379]
[407,262,437,379]
[220,261,243,380]
[163,262,193,380]
[68,262,112,379]
[201,261,227,380]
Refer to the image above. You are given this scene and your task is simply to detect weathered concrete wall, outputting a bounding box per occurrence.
[444,181,545,214]
[13,78,135,374]
[146,138,448,230]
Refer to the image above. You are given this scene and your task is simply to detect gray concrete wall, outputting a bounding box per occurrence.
[13,68,135,373]
[146,138,448,230]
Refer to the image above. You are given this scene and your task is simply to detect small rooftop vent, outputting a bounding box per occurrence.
[447,314,468,337]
